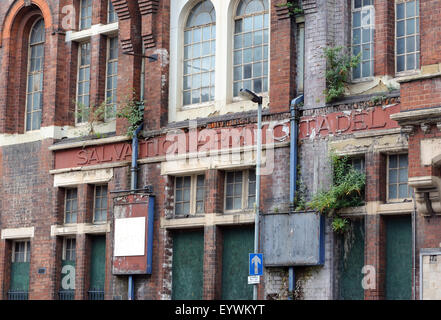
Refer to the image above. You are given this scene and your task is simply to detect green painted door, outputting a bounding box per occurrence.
[90,236,106,291]
[10,241,30,293]
[172,230,204,300]
[10,262,30,292]
[385,215,412,300]
[339,218,365,300]
[221,226,253,300]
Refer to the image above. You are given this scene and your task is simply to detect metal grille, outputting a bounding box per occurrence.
[58,290,75,300]
[88,289,105,300]
[8,291,28,300]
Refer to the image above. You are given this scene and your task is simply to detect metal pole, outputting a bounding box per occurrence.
[253,101,262,300]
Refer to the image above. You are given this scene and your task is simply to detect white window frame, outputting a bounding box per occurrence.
[93,185,108,223]
[79,0,92,30]
[76,41,91,125]
[11,240,31,263]
[107,0,118,24]
[386,153,412,202]
[182,2,217,107]
[25,19,45,132]
[232,0,270,99]
[174,174,205,216]
[350,0,375,82]
[64,188,78,225]
[168,0,270,123]
[62,237,77,261]
[395,0,420,76]
[224,169,256,213]
[104,36,119,121]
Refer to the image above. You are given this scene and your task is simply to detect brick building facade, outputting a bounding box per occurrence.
[0,0,441,300]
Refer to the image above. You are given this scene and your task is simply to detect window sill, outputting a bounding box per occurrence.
[350,77,375,84]
[180,101,215,111]
[50,222,111,236]
[223,209,255,215]
[66,22,119,43]
[338,201,414,216]
[161,212,255,229]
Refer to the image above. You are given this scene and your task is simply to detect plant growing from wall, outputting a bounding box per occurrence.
[323,46,361,103]
[307,152,366,233]
[116,92,145,138]
[276,1,304,16]
[292,165,308,211]
[76,98,112,137]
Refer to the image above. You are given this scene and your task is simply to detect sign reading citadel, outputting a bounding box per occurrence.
[299,104,400,139]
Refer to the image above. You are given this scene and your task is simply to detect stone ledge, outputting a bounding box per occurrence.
[160,212,255,229]
[1,227,35,240]
[396,63,441,83]
[50,223,111,237]
[390,106,441,124]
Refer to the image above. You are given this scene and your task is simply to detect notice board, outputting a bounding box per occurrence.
[112,193,154,275]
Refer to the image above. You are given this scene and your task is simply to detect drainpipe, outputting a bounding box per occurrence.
[128,46,146,301]
[288,95,304,300]
[130,123,144,192]
[412,191,417,300]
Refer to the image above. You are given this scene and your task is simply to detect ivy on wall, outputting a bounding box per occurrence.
[306,152,366,233]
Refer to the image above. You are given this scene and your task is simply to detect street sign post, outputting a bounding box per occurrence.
[249,253,263,276]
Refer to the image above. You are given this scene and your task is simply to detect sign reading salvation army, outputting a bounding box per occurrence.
[53,123,290,170]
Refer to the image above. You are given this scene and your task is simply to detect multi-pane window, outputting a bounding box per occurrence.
[105,37,119,120]
[26,19,45,132]
[233,0,269,97]
[350,157,365,172]
[183,0,216,106]
[94,185,108,222]
[76,42,91,124]
[396,0,420,73]
[225,169,256,211]
[352,0,374,80]
[80,0,92,30]
[65,189,78,224]
[108,0,118,24]
[388,154,412,200]
[63,238,76,261]
[174,175,205,216]
[12,241,31,263]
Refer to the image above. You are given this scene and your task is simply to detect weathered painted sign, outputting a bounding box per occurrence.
[299,105,400,139]
[112,194,155,275]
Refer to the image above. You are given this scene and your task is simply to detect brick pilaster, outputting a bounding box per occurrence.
[203,225,222,300]
[364,214,386,300]
[269,0,297,113]
[74,234,91,300]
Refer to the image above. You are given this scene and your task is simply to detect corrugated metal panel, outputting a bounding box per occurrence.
[262,211,325,266]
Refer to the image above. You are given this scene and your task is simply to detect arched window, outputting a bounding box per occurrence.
[26,19,45,131]
[233,0,269,97]
[183,0,216,106]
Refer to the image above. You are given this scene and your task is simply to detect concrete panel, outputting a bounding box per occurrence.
[263,211,325,266]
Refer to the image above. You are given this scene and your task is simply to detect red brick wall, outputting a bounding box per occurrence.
[364,214,386,300]
[269,0,297,113]
[400,78,441,111]
[374,0,395,76]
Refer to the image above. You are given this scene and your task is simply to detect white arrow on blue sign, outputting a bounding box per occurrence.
[249,253,263,276]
